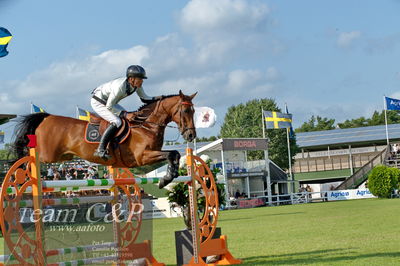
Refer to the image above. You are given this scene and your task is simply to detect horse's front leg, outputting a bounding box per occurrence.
[140,150,181,189]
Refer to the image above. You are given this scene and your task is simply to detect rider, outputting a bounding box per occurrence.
[91,65,163,160]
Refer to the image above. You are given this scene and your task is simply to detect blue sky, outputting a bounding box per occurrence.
[1,0,400,147]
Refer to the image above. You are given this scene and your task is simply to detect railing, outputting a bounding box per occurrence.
[335,145,390,190]
[228,191,330,208]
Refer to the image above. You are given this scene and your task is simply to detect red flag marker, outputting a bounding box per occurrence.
[27,135,37,148]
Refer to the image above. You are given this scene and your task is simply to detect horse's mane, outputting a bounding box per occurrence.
[136,94,179,112]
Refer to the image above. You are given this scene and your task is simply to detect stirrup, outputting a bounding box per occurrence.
[93,148,111,160]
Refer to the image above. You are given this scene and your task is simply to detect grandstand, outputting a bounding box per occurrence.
[294,124,400,189]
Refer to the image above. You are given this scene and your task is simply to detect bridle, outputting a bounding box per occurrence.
[175,101,195,135]
[129,98,195,135]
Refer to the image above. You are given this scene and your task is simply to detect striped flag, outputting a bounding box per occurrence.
[0,27,12,58]
[77,106,91,121]
[264,110,292,129]
[31,103,46,113]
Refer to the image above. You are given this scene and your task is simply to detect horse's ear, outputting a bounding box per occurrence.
[189,92,197,100]
[179,90,184,98]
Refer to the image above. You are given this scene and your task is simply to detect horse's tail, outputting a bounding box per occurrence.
[13,113,50,159]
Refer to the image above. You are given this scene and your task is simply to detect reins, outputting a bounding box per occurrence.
[128,98,195,133]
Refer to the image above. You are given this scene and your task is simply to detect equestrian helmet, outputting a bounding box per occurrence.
[126,65,147,79]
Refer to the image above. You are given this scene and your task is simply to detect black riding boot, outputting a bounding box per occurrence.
[93,123,119,160]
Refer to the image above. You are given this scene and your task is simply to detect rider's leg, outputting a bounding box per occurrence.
[93,122,119,160]
[91,98,122,160]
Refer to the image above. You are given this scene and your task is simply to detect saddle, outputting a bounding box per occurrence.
[84,113,130,144]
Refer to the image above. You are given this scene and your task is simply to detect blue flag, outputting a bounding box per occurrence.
[385,96,400,111]
[0,131,4,144]
[31,103,45,113]
[0,27,12,58]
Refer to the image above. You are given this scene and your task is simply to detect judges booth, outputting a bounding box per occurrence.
[194,138,288,207]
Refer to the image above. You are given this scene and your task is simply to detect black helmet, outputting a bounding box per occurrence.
[126,65,147,79]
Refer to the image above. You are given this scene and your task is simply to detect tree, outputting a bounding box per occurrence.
[220,98,299,170]
[337,116,369,129]
[368,165,400,198]
[296,115,335,132]
[0,143,16,160]
[195,136,219,142]
[337,110,400,129]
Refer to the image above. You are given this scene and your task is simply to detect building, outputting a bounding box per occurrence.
[294,124,399,191]
[146,138,290,207]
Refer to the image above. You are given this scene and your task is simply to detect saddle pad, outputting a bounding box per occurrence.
[85,123,102,143]
[84,122,130,144]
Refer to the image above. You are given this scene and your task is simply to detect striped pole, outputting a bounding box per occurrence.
[4,195,115,208]
[3,176,191,194]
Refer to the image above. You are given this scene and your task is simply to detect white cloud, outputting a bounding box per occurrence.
[180,0,269,34]
[337,31,362,48]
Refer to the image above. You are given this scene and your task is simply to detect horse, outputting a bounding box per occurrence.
[13,90,197,188]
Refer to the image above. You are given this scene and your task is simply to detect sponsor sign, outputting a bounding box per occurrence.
[222,138,268,151]
[327,188,376,201]
[237,198,266,208]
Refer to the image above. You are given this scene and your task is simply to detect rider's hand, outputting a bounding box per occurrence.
[119,111,127,118]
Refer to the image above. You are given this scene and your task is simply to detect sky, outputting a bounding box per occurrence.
[1,0,400,147]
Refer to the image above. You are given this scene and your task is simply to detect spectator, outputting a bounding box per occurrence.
[306,185,312,200]
[65,172,73,181]
[46,167,54,180]
[87,166,96,179]
[234,189,241,199]
[58,163,66,177]
[392,144,399,154]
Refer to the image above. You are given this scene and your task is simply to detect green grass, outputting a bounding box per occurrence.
[1,199,400,265]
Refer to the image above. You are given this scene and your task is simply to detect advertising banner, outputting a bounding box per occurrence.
[327,188,376,201]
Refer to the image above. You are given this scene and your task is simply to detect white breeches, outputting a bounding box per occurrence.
[90,98,122,128]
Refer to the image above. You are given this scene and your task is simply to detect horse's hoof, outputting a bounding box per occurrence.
[159,176,173,189]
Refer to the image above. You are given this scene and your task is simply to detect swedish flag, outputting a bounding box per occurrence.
[0,27,12,58]
[0,131,4,144]
[264,111,292,129]
[31,103,45,113]
[77,107,91,121]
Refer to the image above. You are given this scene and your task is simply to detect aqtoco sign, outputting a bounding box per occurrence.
[222,138,268,151]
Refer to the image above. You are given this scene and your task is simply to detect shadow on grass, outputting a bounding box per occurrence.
[221,212,304,222]
[242,248,400,265]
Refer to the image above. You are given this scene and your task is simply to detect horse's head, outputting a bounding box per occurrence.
[169,90,197,142]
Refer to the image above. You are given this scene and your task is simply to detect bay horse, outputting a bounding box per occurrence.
[13,90,197,188]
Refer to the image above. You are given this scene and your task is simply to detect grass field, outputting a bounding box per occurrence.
[1,198,399,265]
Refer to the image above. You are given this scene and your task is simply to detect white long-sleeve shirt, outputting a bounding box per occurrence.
[92,77,153,113]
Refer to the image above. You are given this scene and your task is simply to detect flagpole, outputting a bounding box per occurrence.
[285,103,295,196]
[384,95,389,145]
[261,107,272,206]
[261,108,266,138]
[286,127,293,180]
